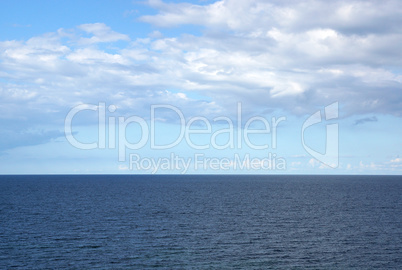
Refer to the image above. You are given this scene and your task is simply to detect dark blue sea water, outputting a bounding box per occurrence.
[0,175,401,269]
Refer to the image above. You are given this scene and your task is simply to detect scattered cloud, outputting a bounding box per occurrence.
[139,0,402,117]
[308,158,319,167]
[390,157,402,163]
[0,0,401,156]
[389,158,402,168]
[354,116,378,125]
[77,23,130,44]
[358,160,388,171]
[141,0,402,36]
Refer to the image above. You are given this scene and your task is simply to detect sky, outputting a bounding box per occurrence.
[0,0,401,174]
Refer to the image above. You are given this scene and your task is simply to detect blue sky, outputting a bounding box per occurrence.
[0,0,401,174]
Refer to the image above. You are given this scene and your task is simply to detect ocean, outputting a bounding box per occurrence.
[0,175,401,269]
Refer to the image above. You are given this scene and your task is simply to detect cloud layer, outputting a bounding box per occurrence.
[0,0,401,151]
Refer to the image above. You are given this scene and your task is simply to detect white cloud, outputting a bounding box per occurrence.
[308,158,318,167]
[358,160,388,171]
[391,158,402,163]
[66,48,128,65]
[137,0,402,116]
[390,158,402,168]
[142,0,402,35]
[77,23,130,44]
[0,1,401,152]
